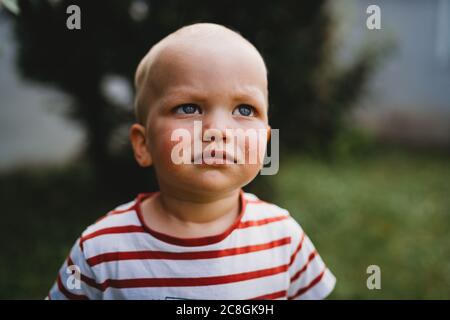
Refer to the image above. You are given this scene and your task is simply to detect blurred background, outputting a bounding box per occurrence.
[0,0,449,299]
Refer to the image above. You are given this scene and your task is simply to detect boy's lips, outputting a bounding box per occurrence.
[192,150,237,164]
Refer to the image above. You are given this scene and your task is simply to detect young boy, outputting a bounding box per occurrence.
[47,23,336,300]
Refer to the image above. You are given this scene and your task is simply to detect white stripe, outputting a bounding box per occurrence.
[101,272,288,300]
[112,200,136,211]
[48,282,68,300]
[82,210,141,236]
[90,244,290,282]
[243,202,289,221]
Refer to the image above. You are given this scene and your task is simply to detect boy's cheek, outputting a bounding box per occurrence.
[150,121,191,151]
[156,134,185,166]
[237,131,267,166]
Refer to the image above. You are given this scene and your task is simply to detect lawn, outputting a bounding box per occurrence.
[270,149,450,299]
[0,148,449,299]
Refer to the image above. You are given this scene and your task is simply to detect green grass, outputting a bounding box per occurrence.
[0,148,449,299]
[270,150,450,299]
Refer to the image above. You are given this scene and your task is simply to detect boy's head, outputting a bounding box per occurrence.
[130,23,271,198]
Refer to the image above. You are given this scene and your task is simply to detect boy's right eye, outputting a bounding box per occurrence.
[174,104,202,115]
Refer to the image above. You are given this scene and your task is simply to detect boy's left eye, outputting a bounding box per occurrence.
[173,104,202,115]
[233,104,255,117]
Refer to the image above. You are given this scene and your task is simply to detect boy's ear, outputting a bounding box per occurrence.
[129,123,153,167]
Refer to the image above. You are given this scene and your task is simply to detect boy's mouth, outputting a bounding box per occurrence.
[192,150,238,165]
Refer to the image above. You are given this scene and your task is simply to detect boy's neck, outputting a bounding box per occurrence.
[141,188,242,237]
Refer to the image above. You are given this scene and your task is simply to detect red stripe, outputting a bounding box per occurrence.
[238,215,289,229]
[245,199,267,204]
[248,290,287,300]
[80,225,145,246]
[80,273,104,291]
[87,237,291,267]
[80,216,287,250]
[56,273,88,300]
[94,205,136,223]
[288,268,327,300]
[67,256,103,291]
[79,191,288,249]
[289,232,305,266]
[78,192,288,251]
[290,250,317,282]
[135,190,247,247]
[109,205,136,215]
[91,264,289,291]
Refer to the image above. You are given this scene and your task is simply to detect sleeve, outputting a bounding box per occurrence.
[287,217,336,300]
[47,237,102,300]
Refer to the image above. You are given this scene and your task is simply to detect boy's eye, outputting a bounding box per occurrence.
[233,104,255,117]
[174,104,202,115]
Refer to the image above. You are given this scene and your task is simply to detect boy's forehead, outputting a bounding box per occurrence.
[149,38,267,95]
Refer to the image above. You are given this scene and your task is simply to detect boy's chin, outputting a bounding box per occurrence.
[163,164,260,195]
[182,170,243,193]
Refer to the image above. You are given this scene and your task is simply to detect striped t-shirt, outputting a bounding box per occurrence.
[48,190,336,300]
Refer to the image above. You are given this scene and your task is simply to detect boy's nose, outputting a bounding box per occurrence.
[202,111,232,142]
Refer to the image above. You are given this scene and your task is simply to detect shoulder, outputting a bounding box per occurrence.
[79,196,144,252]
[83,199,140,235]
[242,192,305,241]
[243,191,289,216]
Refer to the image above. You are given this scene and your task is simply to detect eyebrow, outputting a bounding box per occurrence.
[232,88,267,106]
[159,85,267,107]
[159,87,208,103]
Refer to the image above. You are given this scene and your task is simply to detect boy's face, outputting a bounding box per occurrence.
[132,36,269,198]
